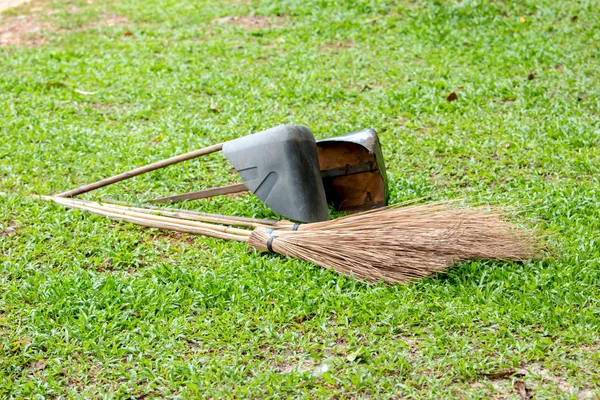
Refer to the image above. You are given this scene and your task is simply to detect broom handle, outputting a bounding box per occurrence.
[110,200,295,229]
[94,201,253,237]
[103,202,271,228]
[56,143,224,198]
[43,196,249,242]
[47,196,252,237]
[101,199,283,228]
[103,198,278,226]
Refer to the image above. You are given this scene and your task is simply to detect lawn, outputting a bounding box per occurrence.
[1,0,599,398]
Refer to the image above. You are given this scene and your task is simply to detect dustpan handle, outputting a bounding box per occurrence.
[56,143,224,198]
[150,182,247,204]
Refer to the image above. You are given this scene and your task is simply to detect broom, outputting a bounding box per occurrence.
[42,196,540,283]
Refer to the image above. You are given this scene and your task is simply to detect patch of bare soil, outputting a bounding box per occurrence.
[0,1,131,47]
[0,0,31,12]
[471,363,598,399]
[1,219,19,236]
[149,230,199,247]
[319,40,355,54]
[0,14,49,46]
[90,14,129,29]
[214,15,288,30]
[267,351,316,374]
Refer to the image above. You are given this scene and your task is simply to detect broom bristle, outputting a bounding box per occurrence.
[249,203,540,283]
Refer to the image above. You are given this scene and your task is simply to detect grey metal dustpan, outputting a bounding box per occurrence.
[222,125,329,223]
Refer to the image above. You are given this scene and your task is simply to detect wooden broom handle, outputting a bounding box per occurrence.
[46,196,252,237]
[56,143,224,198]
[45,196,249,242]
[102,198,279,226]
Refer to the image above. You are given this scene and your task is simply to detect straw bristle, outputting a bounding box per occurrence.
[249,203,540,283]
[44,195,541,284]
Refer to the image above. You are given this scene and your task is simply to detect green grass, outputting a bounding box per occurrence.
[1,0,599,398]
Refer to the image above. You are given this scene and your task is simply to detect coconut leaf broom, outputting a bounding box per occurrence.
[43,196,540,284]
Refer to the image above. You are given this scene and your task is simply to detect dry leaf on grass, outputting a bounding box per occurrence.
[446,91,458,102]
[481,369,518,379]
[514,380,532,400]
[33,359,46,370]
[74,89,96,95]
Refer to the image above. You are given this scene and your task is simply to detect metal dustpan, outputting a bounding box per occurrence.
[150,128,389,214]
[224,127,388,215]
[221,125,329,222]
[57,125,330,223]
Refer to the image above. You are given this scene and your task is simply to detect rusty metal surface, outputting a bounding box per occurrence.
[317,128,388,212]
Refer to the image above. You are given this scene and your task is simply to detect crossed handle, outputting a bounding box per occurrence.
[56,143,225,198]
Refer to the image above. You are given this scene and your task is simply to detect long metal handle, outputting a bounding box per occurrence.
[56,143,224,198]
